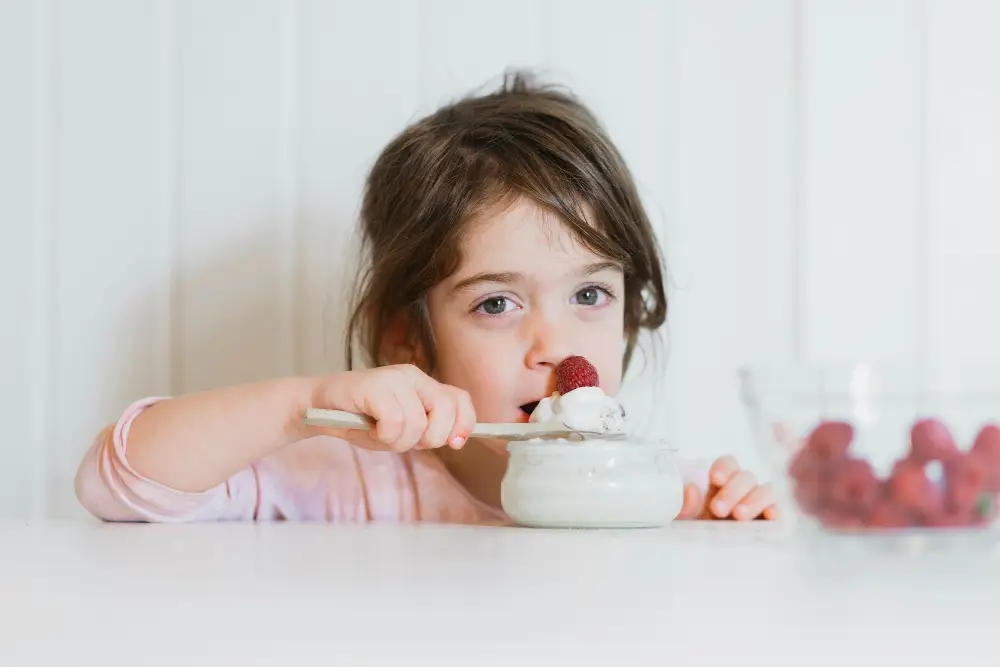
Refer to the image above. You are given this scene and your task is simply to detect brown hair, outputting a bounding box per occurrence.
[345,70,667,374]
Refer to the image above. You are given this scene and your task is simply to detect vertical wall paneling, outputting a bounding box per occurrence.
[152,0,177,400]
[277,0,300,378]
[397,0,423,125]
[29,0,55,519]
[48,0,168,517]
[297,0,418,374]
[925,0,1000,367]
[800,0,922,366]
[660,0,797,475]
[174,0,288,392]
[0,0,50,518]
[420,0,543,110]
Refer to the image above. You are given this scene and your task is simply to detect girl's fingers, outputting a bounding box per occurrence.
[366,390,406,447]
[419,386,456,449]
[341,429,394,452]
[448,389,476,449]
[709,470,758,518]
[675,483,704,520]
[709,455,741,488]
[390,384,428,452]
[731,483,776,521]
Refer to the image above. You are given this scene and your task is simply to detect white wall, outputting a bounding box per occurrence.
[2,0,999,520]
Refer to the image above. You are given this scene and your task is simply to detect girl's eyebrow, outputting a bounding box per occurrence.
[451,271,523,295]
[450,262,622,295]
[580,261,622,276]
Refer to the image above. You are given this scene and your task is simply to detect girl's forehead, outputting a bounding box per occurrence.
[460,198,610,272]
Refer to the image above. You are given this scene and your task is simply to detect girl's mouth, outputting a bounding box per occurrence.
[519,401,540,417]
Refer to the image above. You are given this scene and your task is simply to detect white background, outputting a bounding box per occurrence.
[2,0,999,519]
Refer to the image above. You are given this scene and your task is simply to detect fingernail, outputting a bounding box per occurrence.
[713,499,727,515]
[713,472,726,485]
[733,505,747,520]
[450,435,466,449]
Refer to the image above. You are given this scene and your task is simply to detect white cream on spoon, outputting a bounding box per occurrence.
[528,386,626,434]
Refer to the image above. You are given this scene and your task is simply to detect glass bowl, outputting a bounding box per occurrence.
[738,363,1000,534]
[500,438,683,529]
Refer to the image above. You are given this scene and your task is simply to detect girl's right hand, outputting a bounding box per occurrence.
[308,364,476,453]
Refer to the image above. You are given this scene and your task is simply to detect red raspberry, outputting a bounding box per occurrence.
[789,421,853,516]
[817,509,865,530]
[555,355,599,394]
[788,446,815,481]
[944,454,987,513]
[925,506,973,528]
[793,480,822,515]
[971,424,1000,492]
[933,495,994,527]
[886,459,941,515]
[803,421,854,463]
[791,464,833,515]
[972,424,1000,461]
[829,458,882,512]
[866,502,913,528]
[909,418,959,463]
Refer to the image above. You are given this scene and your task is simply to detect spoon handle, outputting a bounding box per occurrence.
[302,407,588,440]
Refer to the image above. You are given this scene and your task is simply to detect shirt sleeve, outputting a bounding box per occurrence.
[74,397,260,523]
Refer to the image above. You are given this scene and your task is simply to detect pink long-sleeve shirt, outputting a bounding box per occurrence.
[75,397,707,524]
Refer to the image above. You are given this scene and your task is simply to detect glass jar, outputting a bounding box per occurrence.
[500,438,683,528]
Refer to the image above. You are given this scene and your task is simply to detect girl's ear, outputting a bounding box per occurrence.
[380,310,430,371]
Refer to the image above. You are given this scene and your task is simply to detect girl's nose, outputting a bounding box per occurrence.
[524,313,574,370]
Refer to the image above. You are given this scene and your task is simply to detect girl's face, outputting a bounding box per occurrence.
[424,198,626,427]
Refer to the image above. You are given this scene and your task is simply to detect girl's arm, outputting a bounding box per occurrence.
[77,365,475,520]
[123,376,318,493]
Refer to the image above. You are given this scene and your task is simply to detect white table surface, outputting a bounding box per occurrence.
[1,518,999,666]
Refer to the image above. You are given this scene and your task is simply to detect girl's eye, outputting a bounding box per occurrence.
[477,296,515,316]
[573,286,613,307]
[576,287,600,306]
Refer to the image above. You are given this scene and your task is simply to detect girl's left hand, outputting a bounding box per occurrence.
[676,456,779,521]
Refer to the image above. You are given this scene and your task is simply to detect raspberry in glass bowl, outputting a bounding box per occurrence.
[738,363,1000,533]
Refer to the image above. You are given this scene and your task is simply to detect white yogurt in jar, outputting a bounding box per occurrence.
[500,437,683,528]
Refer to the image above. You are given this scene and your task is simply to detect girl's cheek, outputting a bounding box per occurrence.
[470,349,518,415]
[594,336,626,393]
[442,335,508,390]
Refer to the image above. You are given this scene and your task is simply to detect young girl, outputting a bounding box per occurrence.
[75,71,778,524]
